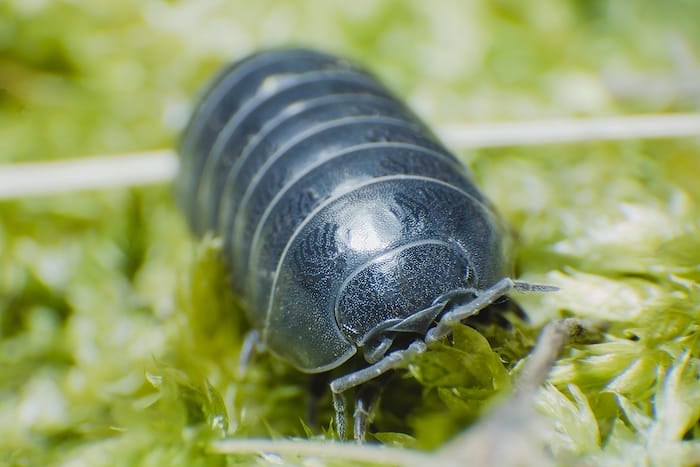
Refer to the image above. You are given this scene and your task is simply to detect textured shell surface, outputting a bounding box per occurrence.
[177,48,511,373]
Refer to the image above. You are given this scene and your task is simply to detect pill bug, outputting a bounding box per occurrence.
[177,47,552,440]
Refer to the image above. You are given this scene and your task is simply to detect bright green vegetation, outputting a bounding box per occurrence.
[2,1,700,465]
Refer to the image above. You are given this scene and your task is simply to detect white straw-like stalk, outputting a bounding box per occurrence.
[0,150,178,200]
[1,113,699,200]
[437,113,700,147]
[207,438,439,466]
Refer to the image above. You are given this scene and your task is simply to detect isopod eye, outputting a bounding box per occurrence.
[335,240,471,361]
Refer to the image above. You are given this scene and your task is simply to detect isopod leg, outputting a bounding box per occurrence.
[426,277,515,343]
[353,397,370,443]
[328,277,558,441]
[330,340,427,394]
[330,340,427,441]
[238,329,262,377]
[331,387,381,442]
[353,381,385,443]
[426,277,558,343]
[332,392,348,440]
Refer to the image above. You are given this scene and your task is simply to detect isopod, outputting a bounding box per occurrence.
[177,47,553,440]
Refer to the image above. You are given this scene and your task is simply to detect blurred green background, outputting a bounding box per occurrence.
[2,1,700,465]
[2,0,699,164]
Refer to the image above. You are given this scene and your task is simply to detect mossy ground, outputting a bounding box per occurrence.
[1,1,700,465]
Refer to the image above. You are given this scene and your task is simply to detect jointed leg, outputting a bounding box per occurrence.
[330,341,426,441]
[330,340,427,395]
[427,278,558,343]
[332,392,348,440]
[328,277,558,442]
[238,329,262,377]
[426,277,516,343]
[353,380,385,443]
[353,397,370,443]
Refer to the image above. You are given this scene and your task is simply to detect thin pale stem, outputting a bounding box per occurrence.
[1,113,699,200]
[437,113,700,148]
[0,150,177,200]
[436,318,585,467]
[207,438,443,467]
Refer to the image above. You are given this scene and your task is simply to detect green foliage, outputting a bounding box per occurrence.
[2,0,700,466]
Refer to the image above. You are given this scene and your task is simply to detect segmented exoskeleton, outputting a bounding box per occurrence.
[177,48,550,441]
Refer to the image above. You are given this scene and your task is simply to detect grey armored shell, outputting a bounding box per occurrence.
[177,48,512,373]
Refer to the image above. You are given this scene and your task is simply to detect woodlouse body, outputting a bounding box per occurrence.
[177,49,518,431]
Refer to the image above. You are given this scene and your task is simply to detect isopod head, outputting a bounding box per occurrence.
[264,175,511,373]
